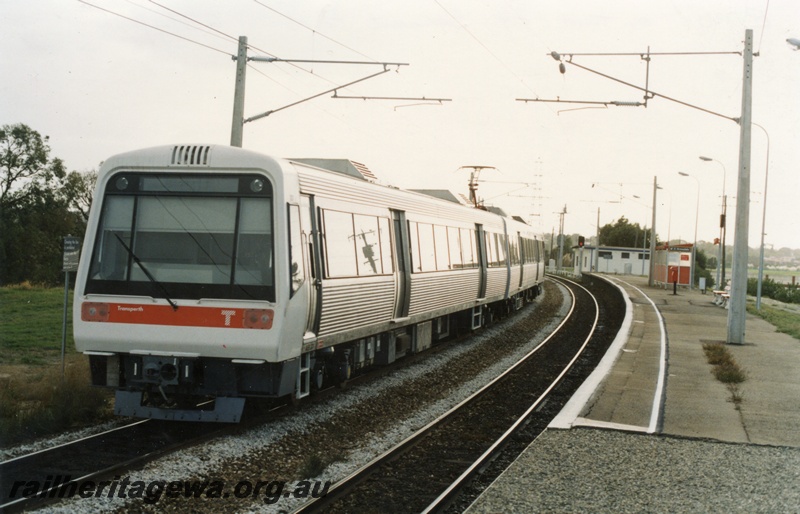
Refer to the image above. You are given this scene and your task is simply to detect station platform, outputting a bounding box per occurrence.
[466,274,800,512]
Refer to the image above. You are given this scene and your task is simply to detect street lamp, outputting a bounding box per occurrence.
[633,195,651,275]
[699,156,727,288]
[678,172,700,289]
[753,123,770,310]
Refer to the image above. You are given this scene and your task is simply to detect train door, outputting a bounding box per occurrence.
[501,218,511,299]
[302,195,322,335]
[391,210,411,319]
[517,232,524,288]
[475,224,487,299]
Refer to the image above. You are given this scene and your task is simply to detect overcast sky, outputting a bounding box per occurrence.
[3,0,799,250]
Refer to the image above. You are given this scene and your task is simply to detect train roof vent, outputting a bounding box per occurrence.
[485,206,508,216]
[171,145,211,166]
[410,189,465,204]
[291,158,378,182]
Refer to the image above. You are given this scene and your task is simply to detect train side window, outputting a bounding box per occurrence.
[485,232,495,267]
[378,217,394,274]
[460,228,475,268]
[408,221,420,272]
[353,214,381,275]
[447,227,463,269]
[322,209,357,277]
[417,223,436,272]
[509,235,519,265]
[433,224,449,270]
[496,233,507,265]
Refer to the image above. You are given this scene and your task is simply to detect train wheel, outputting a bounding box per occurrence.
[336,359,351,389]
[312,364,325,391]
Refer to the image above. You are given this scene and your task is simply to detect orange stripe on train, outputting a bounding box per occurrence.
[81,302,273,329]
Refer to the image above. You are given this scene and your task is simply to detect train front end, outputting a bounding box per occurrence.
[73,145,306,422]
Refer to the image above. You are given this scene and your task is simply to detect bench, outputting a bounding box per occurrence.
[712,285,731,308]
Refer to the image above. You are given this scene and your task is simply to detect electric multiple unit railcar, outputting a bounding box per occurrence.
[73,145,546,422]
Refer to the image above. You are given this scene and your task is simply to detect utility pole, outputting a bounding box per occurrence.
[595,207,600,272]
[721,194,727,287]
[727,29,754,345]
[648,176,658,287]
[228,36,410,148]
[230,36,248,148]
[557,205,567,271]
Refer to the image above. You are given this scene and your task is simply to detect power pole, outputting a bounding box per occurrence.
[230,36,248,148]
[727,29,754,345]
[595,207,600,272]
[648,176,658,287]
[557,205,567,271]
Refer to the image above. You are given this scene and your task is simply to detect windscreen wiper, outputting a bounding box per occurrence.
[114,233,179,310]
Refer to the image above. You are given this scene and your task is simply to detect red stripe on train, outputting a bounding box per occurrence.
[81,302,273,329]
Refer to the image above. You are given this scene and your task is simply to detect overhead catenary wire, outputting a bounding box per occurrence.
[148,0,239,43]
[432,0,543,100]
[251,0,378,63]
[119,0,233,44]
[523,51,739,123]
[76,0,230,55]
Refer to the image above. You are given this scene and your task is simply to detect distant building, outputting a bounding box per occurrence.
[652,243,693,286]
[576,243,693,286]
[576,245,650,276]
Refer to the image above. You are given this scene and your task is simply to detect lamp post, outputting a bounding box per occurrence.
[633,194,651,276]
[678,172,700,289]
[700,156,727,288]
[753,122,770,310]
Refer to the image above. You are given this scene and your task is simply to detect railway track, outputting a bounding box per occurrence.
[0,418,233,513]
[293,274,624,513]
[0,275,622,513]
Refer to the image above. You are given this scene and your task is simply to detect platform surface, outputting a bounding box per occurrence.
[466,274,800,513]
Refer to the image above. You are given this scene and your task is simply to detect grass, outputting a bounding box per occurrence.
[0,357,113,446]
[0,282,78,365]
[0,283,112,447]
[702,342,747,407]
[747,303,800,340]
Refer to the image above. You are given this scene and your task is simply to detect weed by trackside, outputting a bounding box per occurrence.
[0,358,113,447]
[702,342,747,408]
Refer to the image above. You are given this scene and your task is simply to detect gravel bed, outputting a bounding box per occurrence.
[466,428,800,513]
[41,281,569,513]
[0,419,132,462]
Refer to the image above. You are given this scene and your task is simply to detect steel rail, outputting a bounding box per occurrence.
[422,275,599,513]
[293,276,598,513]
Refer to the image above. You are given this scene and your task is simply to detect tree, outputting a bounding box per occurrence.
[63,169,97,222]
[0,124,82,285]
[1,124,65,210]
[599,216,652,248]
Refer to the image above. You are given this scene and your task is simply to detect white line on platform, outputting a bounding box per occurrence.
[571,417,649,433]
[613,278,668,434]
[548,276,633,430]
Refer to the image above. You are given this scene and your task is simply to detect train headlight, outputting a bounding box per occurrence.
[115,177,129,191]
[249,178,264,193]
[160,363,178,382]
[82,302,110,322]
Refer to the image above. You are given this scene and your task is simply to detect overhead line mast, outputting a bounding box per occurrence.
[229,36,410,147]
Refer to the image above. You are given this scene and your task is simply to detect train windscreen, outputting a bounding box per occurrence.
[85,173,275,302]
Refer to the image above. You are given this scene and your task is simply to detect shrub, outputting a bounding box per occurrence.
[0,359,112,447]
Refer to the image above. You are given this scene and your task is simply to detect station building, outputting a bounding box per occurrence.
[576,245,651,276]
[575,243,694,287]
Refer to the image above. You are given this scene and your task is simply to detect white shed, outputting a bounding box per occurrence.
[576,245,650,276]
